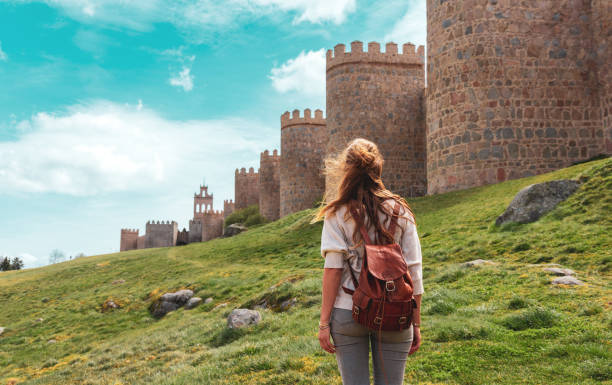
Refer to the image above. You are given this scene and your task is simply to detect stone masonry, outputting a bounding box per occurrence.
[426,0,610,194]
[223,199,235,220]
[280,109,327,217]
[259,149,281,221]
[235,167,260,210]
[145,221,178,248]
[120,229,139,252]
[325,41,428,200]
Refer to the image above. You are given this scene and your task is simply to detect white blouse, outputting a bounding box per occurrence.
[320,199,425,310]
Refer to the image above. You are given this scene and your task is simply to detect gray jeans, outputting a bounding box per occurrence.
[330,307,414,385]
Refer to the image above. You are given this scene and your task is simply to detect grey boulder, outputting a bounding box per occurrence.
[0,327,4,336]
[543,267,575,276]
[227,309,262,329]
[551,276,584,285]
[496,179,581,226]
[204,297,213,304]
[185,297,202,310]
[160,289,194,306]
[224,224,247,237]
[462,259,495,267]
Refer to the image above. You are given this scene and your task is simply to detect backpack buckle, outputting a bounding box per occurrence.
[385,281,395,292]
[374,316,382,325]
[353,305,360,315]
[398,316,407,324]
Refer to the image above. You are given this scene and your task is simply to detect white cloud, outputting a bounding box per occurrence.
[383,0,427,47]
[253,0,355,24]
[0,41,7,61]
[0,100,272,196]
[15,0,355,36]
[169,67,194,91]
[269,49,325,97]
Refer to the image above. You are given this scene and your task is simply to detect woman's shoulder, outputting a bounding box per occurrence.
[382,198,415,223]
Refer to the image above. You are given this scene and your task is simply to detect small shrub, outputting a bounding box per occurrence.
[507,295,529,310]
[208,327,246,348]
[433,323,491,342]
[579,304,603,316]
[224,204,267,228]
[501,306,560,331]
[512,242,531,252]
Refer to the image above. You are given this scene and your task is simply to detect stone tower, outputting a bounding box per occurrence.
[223,199,235,220]
[592,0,611,153]
[280,109,327,217]
[120,228,139,251]
[426,0,609,194]
[259,149,281,221]
[325,41,427,199]
[193,185,213,217]
[145,220,178,248]
[235,167,260,210]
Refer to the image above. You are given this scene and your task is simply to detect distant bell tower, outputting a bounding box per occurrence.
[193,185,214,219]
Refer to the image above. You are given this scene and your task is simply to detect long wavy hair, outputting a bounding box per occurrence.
[314,138,416,246]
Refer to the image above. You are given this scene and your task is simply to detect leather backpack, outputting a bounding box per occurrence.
[342,201,417,332]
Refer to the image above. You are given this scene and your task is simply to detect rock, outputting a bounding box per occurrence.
[185,297,202,310]
[41,298,49,303]
[551,276,584,285]
[279,298,297,311]
[160,289,194,306]
[0,327,4,336]
[204,297,213,304]
[35,318,44,323]
[227,309,262,329]
[112,279,125,285]
[496,179,581,226]
[214,302,228,310]
[223,223,247,237]
[48,339,57,344]
[543,267,575,276]
[462,259,495,267]
[151,301,180,318]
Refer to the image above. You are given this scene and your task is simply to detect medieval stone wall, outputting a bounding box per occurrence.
[280,109,327,216]
[137,235,145,249]
[145,220,178,248]
[201,211,224,241]
[426,0,606,194]
[120,229,139,252]
[188,220,203,243]
[259,149,281,221]
[224,199,235,220]
[592,0,611,153]
[235,167,260,210]
[326,41,427,200]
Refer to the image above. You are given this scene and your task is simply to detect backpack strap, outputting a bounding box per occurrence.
[349,206,373,245]
[387,201,401,237]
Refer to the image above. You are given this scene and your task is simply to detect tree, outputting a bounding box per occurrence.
[0,257,11,271]
[49,249,66,264]
[74,252,86,259]
[9,257,24,270]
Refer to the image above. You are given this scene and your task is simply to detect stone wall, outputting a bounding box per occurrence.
[280,109,327,217]
[235,167,259,210]
[326,41,427,200]
[120,229,139,251]
[137,235,145,249]
[188,220,203,243]
[176,228,189,245]
[224,199,235,220]
[592,0,612,153]
[145,220,178,248]
[259,149,281,221]
[201,212,224,241]
[426,0,606,194]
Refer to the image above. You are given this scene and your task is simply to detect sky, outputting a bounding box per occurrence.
[0,0,427,268]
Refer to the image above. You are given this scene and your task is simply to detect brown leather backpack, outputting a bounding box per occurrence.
[342,201,417,332]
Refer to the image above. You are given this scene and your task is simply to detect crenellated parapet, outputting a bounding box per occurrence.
[281,109,325,129]
[120,228,139,252]
[121,228,139,234]
[145,220,178,249]
[235,166,259,210]
[326,41,424,71]
[223,199,235,220]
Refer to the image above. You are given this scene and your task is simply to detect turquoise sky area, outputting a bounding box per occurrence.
[0,0,426,267]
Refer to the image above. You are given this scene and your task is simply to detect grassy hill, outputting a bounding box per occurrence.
[1,157,611,385]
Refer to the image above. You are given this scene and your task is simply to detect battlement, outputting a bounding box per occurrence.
[281,109,325,129]
[235,167,259,176]
[195,184,212,198]
[326,41,424,71]
[261,149,280,162]
[121,228,139,234]
[224,199,234,205]
[146,220,177,226]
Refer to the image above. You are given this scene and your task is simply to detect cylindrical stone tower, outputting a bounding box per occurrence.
[280,109,327,217]
[259,149,281,221]
[326,41,427,199]
[426,0,605,194]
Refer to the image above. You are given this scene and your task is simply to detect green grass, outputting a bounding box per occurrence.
[1,157,611,385]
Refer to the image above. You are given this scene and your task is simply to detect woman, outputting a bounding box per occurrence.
[315,138,424,385]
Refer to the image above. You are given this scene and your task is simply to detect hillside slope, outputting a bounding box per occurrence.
[1,157,611,385]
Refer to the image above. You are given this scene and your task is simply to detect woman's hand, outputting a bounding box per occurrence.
[408,326,421,355]
[318,327,336,354]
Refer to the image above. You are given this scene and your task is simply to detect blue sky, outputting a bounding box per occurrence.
[0,0,426,268]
